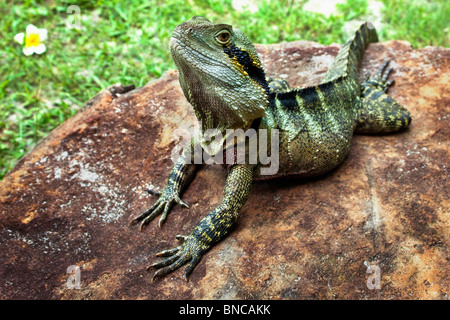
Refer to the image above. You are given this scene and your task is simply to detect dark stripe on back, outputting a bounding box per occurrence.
[274,77,343,110]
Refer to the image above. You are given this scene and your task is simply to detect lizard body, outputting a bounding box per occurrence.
[131,17,411,281]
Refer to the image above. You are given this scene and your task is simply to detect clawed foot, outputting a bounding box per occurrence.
[130,186,189,230]
[147,234,209,282]
[130,184,206,281]
[363,60,395,92]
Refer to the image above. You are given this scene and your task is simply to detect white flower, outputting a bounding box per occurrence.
[14,24,48,56]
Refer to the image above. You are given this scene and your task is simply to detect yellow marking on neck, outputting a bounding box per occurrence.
[228,56,248,76]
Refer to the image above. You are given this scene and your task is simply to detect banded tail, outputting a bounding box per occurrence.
[322,22,378,83]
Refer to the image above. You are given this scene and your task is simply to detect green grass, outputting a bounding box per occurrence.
[0,0,448,179]
[379,0,449,47]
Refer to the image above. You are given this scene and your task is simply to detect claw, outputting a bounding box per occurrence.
[147,234,207,281]
[156,247,180,257]
[384,79,394,92]
[382,67,393,80]
[139,221,147,232]
[149,254,190,282]
[148,252,181,269]
[131,184,189,231]
[175,195,189,208]
[183,252,202,280]
[376,61,392,82]
[130,200,161,225]
[146,188,161,196]
[138,201,166,231]
[362,61,396,93]
[176,234,189,242]
[378,60,390,76]
[158,204,173,228]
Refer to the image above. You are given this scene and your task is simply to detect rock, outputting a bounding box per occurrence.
[0,40,448,300]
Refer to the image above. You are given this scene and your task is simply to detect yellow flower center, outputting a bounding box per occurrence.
[25,33,40,47]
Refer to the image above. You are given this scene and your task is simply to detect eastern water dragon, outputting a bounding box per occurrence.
[130,16,411,281]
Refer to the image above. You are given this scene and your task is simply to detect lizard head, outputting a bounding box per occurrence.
[169,16,269,146]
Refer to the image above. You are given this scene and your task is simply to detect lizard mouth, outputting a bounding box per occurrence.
[169,36,238,72]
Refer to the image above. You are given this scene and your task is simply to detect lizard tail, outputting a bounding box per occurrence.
[322,22,379,83]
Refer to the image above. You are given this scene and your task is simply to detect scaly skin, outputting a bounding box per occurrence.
[130,17,411,281]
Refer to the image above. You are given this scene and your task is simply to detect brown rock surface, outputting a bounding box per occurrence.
[0,40,448,300]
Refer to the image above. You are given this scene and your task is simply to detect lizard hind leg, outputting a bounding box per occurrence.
[355,61,411,134]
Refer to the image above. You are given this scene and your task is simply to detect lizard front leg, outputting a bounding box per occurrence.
[130,145,199,230]
[149,163,254,281]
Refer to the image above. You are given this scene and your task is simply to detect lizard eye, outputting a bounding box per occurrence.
[215,30,231,45]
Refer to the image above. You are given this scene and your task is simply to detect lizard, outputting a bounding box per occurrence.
[130,16,411,281]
